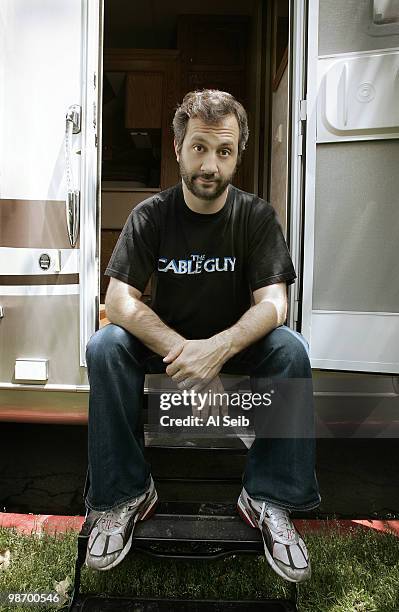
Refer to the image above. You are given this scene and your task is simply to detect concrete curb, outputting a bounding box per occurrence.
[0,513,84,535]
[1,513,398,538]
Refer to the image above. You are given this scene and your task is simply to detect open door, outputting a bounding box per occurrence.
[293,0,399,374]
[0,0,102,390]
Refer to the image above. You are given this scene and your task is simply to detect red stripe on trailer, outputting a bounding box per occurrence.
[0,410,87,425]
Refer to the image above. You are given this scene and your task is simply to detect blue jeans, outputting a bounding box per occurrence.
[84,323,321,513]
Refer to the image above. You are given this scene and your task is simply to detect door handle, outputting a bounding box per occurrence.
[65,104,81,248]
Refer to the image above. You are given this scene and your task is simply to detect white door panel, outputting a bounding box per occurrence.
[311,312,399,373]
[299,0,399,373]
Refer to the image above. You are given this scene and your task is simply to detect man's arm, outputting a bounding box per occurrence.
[214,282,288,359]
[105,277,185,357]
[164,282,287,388]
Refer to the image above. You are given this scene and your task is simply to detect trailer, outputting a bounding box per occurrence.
[1,0,399,434]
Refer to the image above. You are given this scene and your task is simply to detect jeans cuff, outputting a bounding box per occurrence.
[84,476,152,512]
[245,491,322,512]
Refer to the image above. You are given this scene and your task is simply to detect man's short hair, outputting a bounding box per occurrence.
[172,89,249,163]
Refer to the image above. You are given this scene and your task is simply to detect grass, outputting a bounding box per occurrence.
[0,526,398,611]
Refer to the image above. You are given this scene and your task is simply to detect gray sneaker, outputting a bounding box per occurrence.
[237,486,311,583]
[85,476,158,571]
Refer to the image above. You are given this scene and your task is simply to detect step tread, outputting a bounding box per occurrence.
[144,425,253,450]
[134,511,261,544]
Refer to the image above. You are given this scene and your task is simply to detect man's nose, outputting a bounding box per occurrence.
[200,152,218,175]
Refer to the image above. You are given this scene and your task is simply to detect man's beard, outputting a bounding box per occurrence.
[179,159,237,201]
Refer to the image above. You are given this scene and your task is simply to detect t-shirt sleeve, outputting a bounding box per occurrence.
[104,205,159,293]
[248,201,297,291]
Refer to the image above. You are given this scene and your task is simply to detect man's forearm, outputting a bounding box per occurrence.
[106,296,185,357]
[212,299,285,361]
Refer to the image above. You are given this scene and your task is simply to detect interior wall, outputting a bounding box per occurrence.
[246,0,263,195]
[269,64,288,235]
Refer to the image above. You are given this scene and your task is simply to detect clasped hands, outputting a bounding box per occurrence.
[163,337,230,420]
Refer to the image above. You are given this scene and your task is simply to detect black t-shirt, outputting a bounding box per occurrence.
[105,182,296,339]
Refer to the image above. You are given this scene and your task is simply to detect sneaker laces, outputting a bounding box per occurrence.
[259,502,296,542]
[97,496,140,532]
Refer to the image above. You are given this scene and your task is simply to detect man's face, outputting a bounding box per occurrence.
[175,114,240,201]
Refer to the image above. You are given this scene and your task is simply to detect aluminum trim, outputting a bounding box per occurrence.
[0,383,90,392]
[79,0,102,368]
[288,0,307,331]
[302,0,319,345]
[0,285,80,295]
[319,45,399,60]
[313,310,399,316]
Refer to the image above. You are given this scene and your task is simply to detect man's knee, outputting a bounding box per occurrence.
[85,323,132,364]
[267,326,309,363]
[256,326,311,375]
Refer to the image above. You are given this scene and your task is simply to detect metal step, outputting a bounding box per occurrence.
[154,478,241,504]
[148,446,246,479]
[66,502,299,611]
[145,435,248,503]
[133,509,263,559]
[144,426,253,450]
[152,501,318,520]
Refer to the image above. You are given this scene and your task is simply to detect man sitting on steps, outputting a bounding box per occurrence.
[84,89,321,583]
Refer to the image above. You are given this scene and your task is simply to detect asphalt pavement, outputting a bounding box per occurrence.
[0,423,398,519]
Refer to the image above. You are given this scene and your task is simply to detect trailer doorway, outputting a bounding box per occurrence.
[99,0,291,318]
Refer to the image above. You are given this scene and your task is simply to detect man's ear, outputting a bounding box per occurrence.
[173,139,180,163]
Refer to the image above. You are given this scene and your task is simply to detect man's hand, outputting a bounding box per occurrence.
[163,337,230,391]
[190,376,228,423]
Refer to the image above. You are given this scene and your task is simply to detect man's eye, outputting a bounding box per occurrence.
[193,145,203,152]
[220,149,231,156]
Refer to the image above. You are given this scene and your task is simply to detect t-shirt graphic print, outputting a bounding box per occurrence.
[158,254,236,275]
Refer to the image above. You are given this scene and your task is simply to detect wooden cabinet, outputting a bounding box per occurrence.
[104,49,180,190]
[102,50,181,301]
[125,72,163,129]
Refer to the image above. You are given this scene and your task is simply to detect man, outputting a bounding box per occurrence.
[84,90,321,582]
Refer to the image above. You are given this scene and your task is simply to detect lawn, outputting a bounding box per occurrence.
[0,526,398,611]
